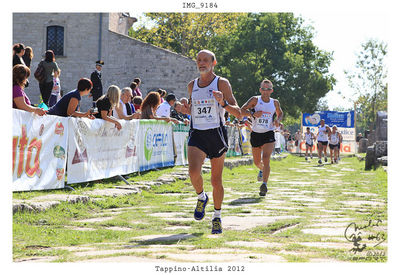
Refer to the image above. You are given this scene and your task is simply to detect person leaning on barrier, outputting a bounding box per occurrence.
[132,96,143,111]
[13,64,46,116]
[94,85,123,130]
[140,91,179,124]
[113,87,141,120]
[47,78,94,119]
[170,101,190,125]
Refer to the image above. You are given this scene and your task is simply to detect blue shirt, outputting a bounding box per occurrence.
[48,89,81,117]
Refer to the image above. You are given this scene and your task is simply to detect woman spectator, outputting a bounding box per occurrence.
[39,50,60,106]
[22,46,34,68]
[140,91,179,123]
[132,77,142,97]
[12,64,46,116]
[47,78,93,118]
[157,88,166,103]
[94,85,122,130]
[12,43,26,66]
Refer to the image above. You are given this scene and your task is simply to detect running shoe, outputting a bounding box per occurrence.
[311,155,313,159]
[318,159,322,164]
[259,183,268,196]
[305,157,308,161]
[211,217,222,234]
[257,170,263,181]
[324,156,328,162]
[194,193,208,220]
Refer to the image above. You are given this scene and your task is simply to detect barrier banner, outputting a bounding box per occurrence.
[172,123,189,166]
[226,126,242,157]
[137,120,174,171]
[67,118,139,184]
[13,109,68,191]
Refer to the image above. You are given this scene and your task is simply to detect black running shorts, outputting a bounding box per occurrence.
[318,141,328,146]
[250,130,275,148]
[306,142,313,147]
[188,126,228,159]
[329,143,339,150]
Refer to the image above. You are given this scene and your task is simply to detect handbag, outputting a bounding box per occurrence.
[34,61,45,83]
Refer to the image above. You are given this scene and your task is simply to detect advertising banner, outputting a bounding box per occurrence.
[287,140,356,154]
[137,120,174,171]
[13,109,68,191]
[172,123,190,166]
[67,118,139,184]
[240,127,252,155]
[302,111,355,128]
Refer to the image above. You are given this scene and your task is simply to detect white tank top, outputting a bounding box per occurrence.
[191,76,225,130]
[317,125,329,142]
[251,96,276,133]
[305,132,313,144]
[330,132,339,145]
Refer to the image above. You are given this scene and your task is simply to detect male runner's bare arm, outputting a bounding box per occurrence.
[273,100,283,127]
[240,97,258,117]
[216,78,241,118]
[185,80,194,115]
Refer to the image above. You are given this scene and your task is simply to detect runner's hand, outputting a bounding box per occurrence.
[253,111,263,118]
[212,90,224,105]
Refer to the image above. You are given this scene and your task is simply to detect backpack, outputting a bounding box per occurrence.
[34,61,45,83]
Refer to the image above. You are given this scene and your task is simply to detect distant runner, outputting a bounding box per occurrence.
[241,79,283,196]
[317,119,330,164]
[304,127,316,161]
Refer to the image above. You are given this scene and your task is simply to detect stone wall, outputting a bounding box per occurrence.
[13,13,198,111]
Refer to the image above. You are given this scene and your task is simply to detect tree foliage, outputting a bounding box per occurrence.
[129,13,242,59]
[344,39,387,132]
[129,13,335,119]
[211,13,335,118]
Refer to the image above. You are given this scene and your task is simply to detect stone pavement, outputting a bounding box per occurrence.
[13,154,387,263]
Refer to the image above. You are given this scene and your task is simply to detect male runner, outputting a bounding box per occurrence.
[185,50,241,234]
[317,119,330,164]
[241,79,283,196]
[304,127,316,161]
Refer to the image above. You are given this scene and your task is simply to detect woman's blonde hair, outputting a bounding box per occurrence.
[98,85,121,108]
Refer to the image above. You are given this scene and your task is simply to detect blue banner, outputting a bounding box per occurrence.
[302,111,354,128]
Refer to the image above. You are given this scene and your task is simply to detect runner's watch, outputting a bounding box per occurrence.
[221,100,229,108]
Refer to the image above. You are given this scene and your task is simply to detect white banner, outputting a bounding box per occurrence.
[12,109,68,191]
[67,118,139,184]
[137,120,174,171]
[288,140,356,154]
[172,124,189,166]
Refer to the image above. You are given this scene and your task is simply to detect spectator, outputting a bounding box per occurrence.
[179,97,190,116]
[156,93,176,117]
[133,96,143,111]
[47,78,94,118]
[39,50,60,106]
[170,101,189,125]
[129,81,138,96]
[113,87,141,120]
[140,91,179,123]
[90,60,104,108]
[157,88,167,103]
[12,43,26,67]
[132,78,142,97]
[356,132,363,143]
[22,46,33,68]
[48,70,61,107]
[13,64,46,116]
[94,85,122,130]
[294,130,302,154]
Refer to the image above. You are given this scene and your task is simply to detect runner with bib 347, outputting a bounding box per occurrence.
[185,50,241,234]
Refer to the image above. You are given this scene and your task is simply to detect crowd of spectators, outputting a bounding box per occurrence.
[12,43,196,131]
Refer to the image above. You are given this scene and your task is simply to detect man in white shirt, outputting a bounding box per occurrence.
[156,93,176,117]
[113,87,140,120]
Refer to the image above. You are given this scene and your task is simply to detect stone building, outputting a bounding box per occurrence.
[13,12,198,111]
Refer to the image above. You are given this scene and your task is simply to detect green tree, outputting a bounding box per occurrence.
[345,39,387,133]
[128,13,242,59]
[212,13,335,118]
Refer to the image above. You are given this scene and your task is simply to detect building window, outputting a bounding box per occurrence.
[46,26,64,56]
